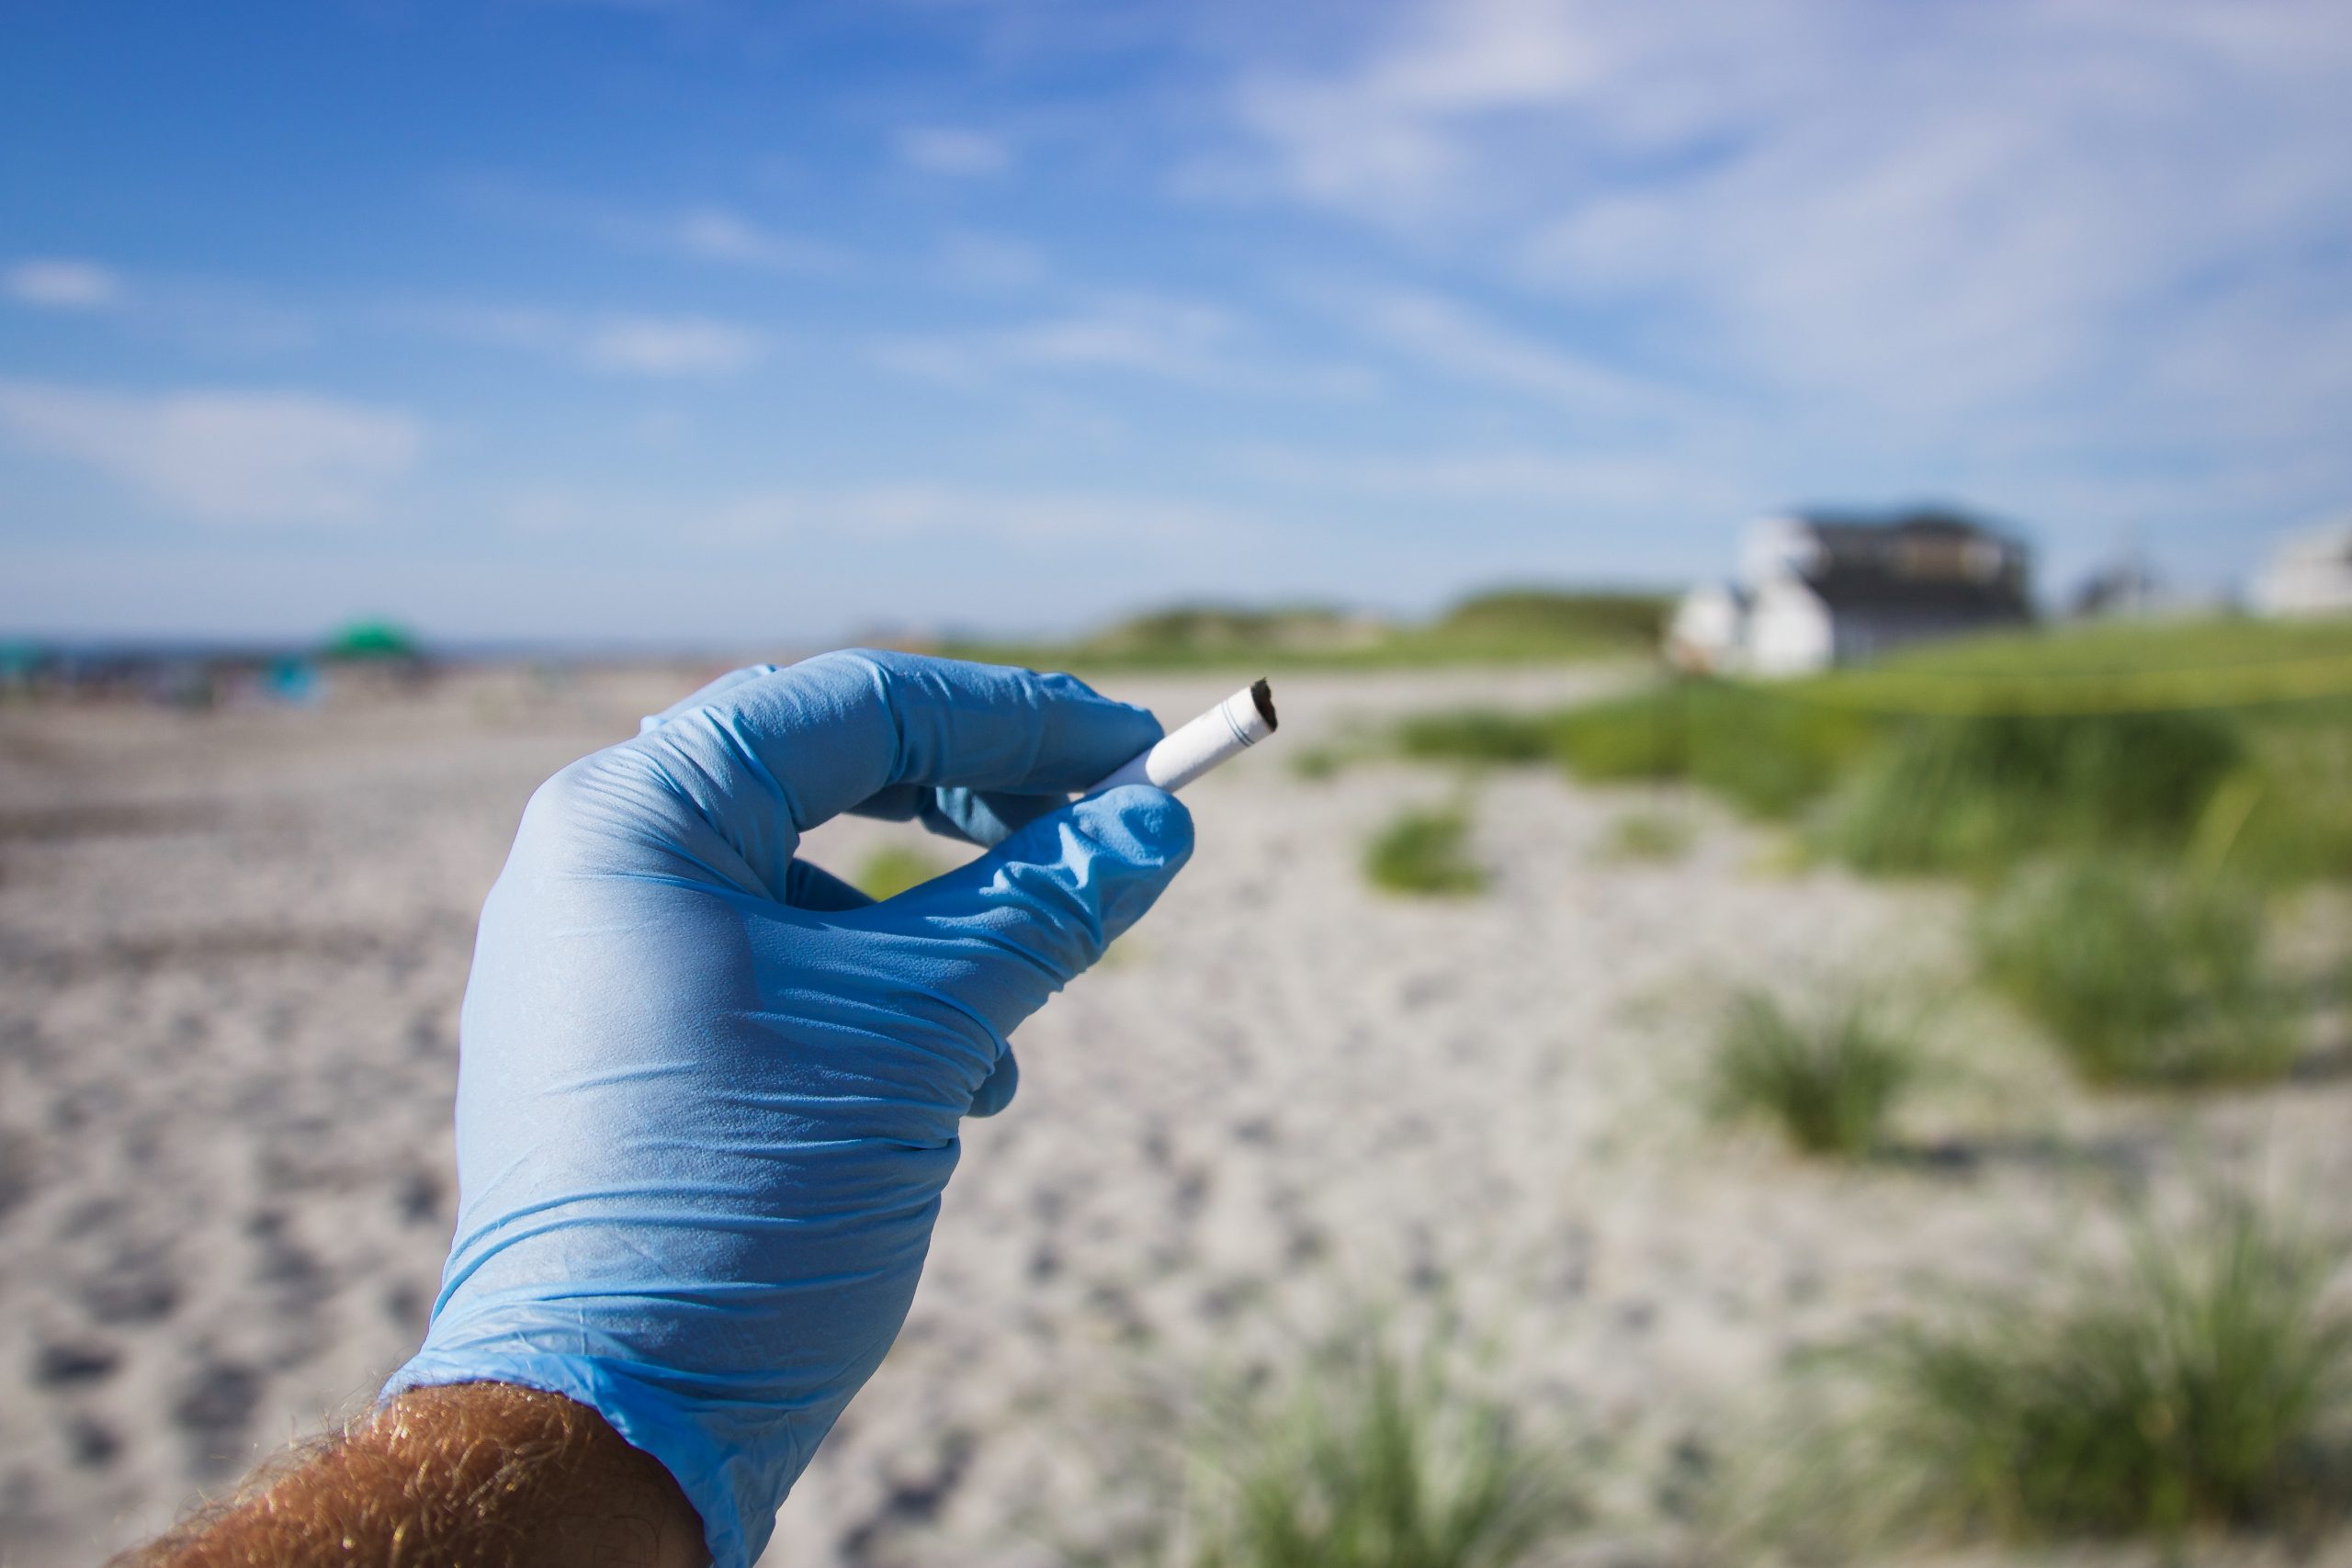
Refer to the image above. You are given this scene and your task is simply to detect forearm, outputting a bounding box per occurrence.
[116,1382,707,1568]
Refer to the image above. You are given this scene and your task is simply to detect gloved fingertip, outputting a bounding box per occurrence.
[1072,784,1195,872]
[1034,670,1167,747]
[638,663,786,735]
[967,1050,1019,1117]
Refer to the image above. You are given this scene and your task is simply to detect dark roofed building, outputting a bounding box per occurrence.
[1669,508,2031,675]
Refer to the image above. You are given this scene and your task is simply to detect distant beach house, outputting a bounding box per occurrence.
[1668,509,2032,677]
[2253,522,2352,618]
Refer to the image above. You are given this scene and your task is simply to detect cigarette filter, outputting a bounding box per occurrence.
[1087,679,1278,795]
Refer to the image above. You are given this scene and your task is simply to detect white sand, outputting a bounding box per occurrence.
[1,665,2345,1567]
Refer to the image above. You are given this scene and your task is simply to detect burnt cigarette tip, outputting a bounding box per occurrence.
[1250,677,1278,732]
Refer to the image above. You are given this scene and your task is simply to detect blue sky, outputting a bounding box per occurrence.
[3,0,2347,645]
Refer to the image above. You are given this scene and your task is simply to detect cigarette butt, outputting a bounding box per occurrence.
[1087,679,1278,795]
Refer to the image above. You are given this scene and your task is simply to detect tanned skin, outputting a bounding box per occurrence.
[114,1383,707,1568]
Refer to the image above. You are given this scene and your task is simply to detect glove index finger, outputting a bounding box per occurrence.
[638,663,784,735]
[890,784,1194,1033]
[638,650,1162,839]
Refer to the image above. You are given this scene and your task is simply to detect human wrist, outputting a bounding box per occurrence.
[118,1382,706,1568]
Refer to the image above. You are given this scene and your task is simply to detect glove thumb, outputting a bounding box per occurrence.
[899,784,1193,1039]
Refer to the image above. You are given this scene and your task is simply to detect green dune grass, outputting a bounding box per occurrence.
[1708,990,1917,1156]
[943,588,1671,673]
[1364,806,1487,897]
[1388,615,2352,885]
[1974,859,2295,1086]
[1848,1201,2352,1545]
[1165,1325,1579,1568]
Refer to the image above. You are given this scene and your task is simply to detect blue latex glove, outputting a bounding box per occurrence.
[383,651,1193,1568]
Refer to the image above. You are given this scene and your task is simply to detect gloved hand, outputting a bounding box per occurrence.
[383,651,1193,1568]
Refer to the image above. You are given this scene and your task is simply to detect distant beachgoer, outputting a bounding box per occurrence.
[120,653,1195,1568]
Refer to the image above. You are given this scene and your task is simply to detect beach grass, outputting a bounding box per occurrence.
[1707,990,1916,1156]
[2230,704,2352,883]
[1845,611,2352,683]
[1392,682,1876,818]
[1364,806,1487,897]
[1842,1200,2352,1546]
[1974,859,2294,1086]
[1289,745,1345,781]
[1394,709,1562,766]
[1174,1325,1578,1568]
[852,842,951,900]
[1387,617,2352,886]
[1599,808,1695,863]
[1558,683,1877,818]
[1823,709,2243,877]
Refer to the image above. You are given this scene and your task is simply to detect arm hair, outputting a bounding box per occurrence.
[113,1382,707,1568]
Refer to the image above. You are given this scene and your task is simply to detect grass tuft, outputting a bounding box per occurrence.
[1599,809,1694,863]
[852,842,950,900]
[1849,1201,2352,1545]
[1975,859,2294,1086]
[1290,746,1345,782]
[1176,1324,1578,1568]
[1708,990,1916,1156]
[1364,807,1487,897]
[1394,711,1559,766]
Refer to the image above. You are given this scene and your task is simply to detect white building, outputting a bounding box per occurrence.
[2253,523,2352,618]
[1669,510,2033,677]
[1664,581,1747,673]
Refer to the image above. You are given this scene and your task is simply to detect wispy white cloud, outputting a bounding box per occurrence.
[695,483,1237,547]
[416,303,763,377]
[875,291,1378,400]
[1349,288,1656,411]
[508,0,703,12]
[580,315,763,375]
[932,230,1048,290]
[898,126,1013,177]
[1,256,316,354]
[1238,443,1747,513]
[457,181,841,273]
[5,258,124,310]
[657,207,837,271]
[998,296,1237,379]
[0,380,423,525]
[610,204,838,272]
[1233,0,1611,224]
[489,479,1246,550]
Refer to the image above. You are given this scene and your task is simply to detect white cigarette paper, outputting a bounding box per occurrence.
[1087,679,1278,795]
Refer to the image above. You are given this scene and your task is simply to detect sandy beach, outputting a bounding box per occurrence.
[3,664,2346,1567]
